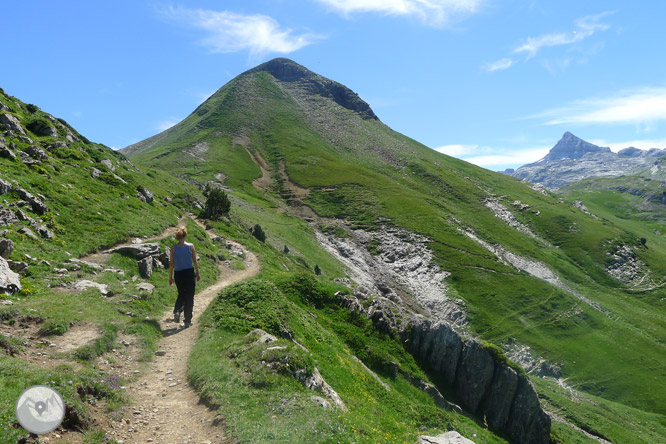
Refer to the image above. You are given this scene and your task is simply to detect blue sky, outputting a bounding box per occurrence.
[3,1,666,171]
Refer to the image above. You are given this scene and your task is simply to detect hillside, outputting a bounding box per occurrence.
[123,58,666,443]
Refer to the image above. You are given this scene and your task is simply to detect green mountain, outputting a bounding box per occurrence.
[122,58,666,443]
[2,56,666,444]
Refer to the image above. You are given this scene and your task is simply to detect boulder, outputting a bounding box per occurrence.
[0,145,16,160]
[138,256,153,278]
[66,258,103,271]
[0,238,14,258]
[0,207,19,226]
[7,260,28,275]
[454,341,495,412]
[101,159,115,171]
[73,280,109,296]
[25,145,49,160]
[0,177,12,195]
[35,224,55,239]
[136,186,154,203]
[0,113,26,135]
[26,120,58,138]
[107,242,160,259]
[418,431,476,444]
[136,282,155,294]
[15,188,49,214]
[18,227,39,241]
[91,168,101,178]
[0,256,21,294]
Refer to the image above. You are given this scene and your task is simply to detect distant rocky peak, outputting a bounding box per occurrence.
[543,131,610,162]
[247,58,378,120]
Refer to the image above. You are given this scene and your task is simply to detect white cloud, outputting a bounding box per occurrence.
[588,137,666,152]
[537,86,666,126]
[434,144,551,170]
[316,0,484,27]
[156,118,181,131]
[160,5,322,56]
[514,12,612,59]
[484,11,613,71]
[482,58,513,72]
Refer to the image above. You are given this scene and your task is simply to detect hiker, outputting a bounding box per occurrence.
[169,226,200,327]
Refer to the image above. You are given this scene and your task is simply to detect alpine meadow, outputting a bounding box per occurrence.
[1,57,666,444]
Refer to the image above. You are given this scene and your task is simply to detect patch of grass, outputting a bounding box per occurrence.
[74,323,119,362]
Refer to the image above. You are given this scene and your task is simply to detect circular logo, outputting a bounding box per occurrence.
[15,385,65,434]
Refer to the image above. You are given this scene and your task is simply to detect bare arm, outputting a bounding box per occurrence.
[168,246,175,285]
[190,244,200,281]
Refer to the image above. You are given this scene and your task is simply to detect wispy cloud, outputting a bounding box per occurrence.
[159,5,322,56]
[535,86,666,126]
[483,58,513,72]
[483,11,613,72]
[434,144,551,169]
[316,0,484,27]
[155,118,181,132]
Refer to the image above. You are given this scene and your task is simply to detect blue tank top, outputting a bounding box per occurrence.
[173,243,193,271]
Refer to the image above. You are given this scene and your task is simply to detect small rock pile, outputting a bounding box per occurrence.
[105,243,169,278]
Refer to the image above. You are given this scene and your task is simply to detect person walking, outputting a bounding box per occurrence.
[169,226,200,327]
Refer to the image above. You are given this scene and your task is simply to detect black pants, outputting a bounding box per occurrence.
[173,268,195,323]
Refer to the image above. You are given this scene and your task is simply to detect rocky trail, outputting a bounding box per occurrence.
[43,219,260,443]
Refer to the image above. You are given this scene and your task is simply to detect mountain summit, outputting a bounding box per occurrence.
[543,131,610,161]
[506,132,666,189]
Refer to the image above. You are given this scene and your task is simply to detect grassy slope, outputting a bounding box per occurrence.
[0,90,231,442]
[125,63,666,441]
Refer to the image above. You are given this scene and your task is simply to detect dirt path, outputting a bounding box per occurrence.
[35,217,260,444]
[101,220,260,444]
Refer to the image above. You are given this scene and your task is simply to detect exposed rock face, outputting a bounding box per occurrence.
[137,257,153,278]
[0,256,21,294]
[14,188,49,214]
[248,58,378,120]
[454,341,495,412]
[26,120,58,138]
[101,159,115,171]
[544,131,610,161]
[0,239,13,258]
[106,243,160,259]
[506,132,666,190]
[25,145,49,160]
[480,364,518,430]
[507,377,551,444]
[0,113,27,135]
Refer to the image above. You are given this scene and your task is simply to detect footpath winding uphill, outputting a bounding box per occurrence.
[107,223,259,444]
[48,219,260,444]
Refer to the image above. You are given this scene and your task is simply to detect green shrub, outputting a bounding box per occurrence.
[251,224,266,242]
[202,187,231,220]
[39,319,69,336]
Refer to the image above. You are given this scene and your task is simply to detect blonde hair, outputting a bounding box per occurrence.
[175,226,188,241]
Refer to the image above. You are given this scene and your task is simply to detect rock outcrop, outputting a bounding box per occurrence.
[505,131,666,190]
[418,431,476,444]
[0,256,21,294]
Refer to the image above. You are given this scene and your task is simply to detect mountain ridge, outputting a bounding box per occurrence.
[505,131,666,189]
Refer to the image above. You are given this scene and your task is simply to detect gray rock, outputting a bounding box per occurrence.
[248,329,277,344]
[136,186,154,203]
[91,168,101,178]
[0,113,26,135]
[0,145,16,160]
[311,395,332,409]
[506,376,551,444]
[15,188,49,214]
[0,256,21,294]
[35,224,54,239]
[0,238,14,258]
[27,121,58,138]
[106,243,160,259]
[0,102,9,112]
[73,280,109,296]
[0,207,19,226]
[0,177,11,195]
[454,340,495,412]
[7,260,28,275]
[138,257,153,278]
[18,227,39,241]
[25,145,48,160]
[101,159,115,171]
[418,431,476,444]
[427,321,463,386]
[66,258,103,271]
[136,282,155,294]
